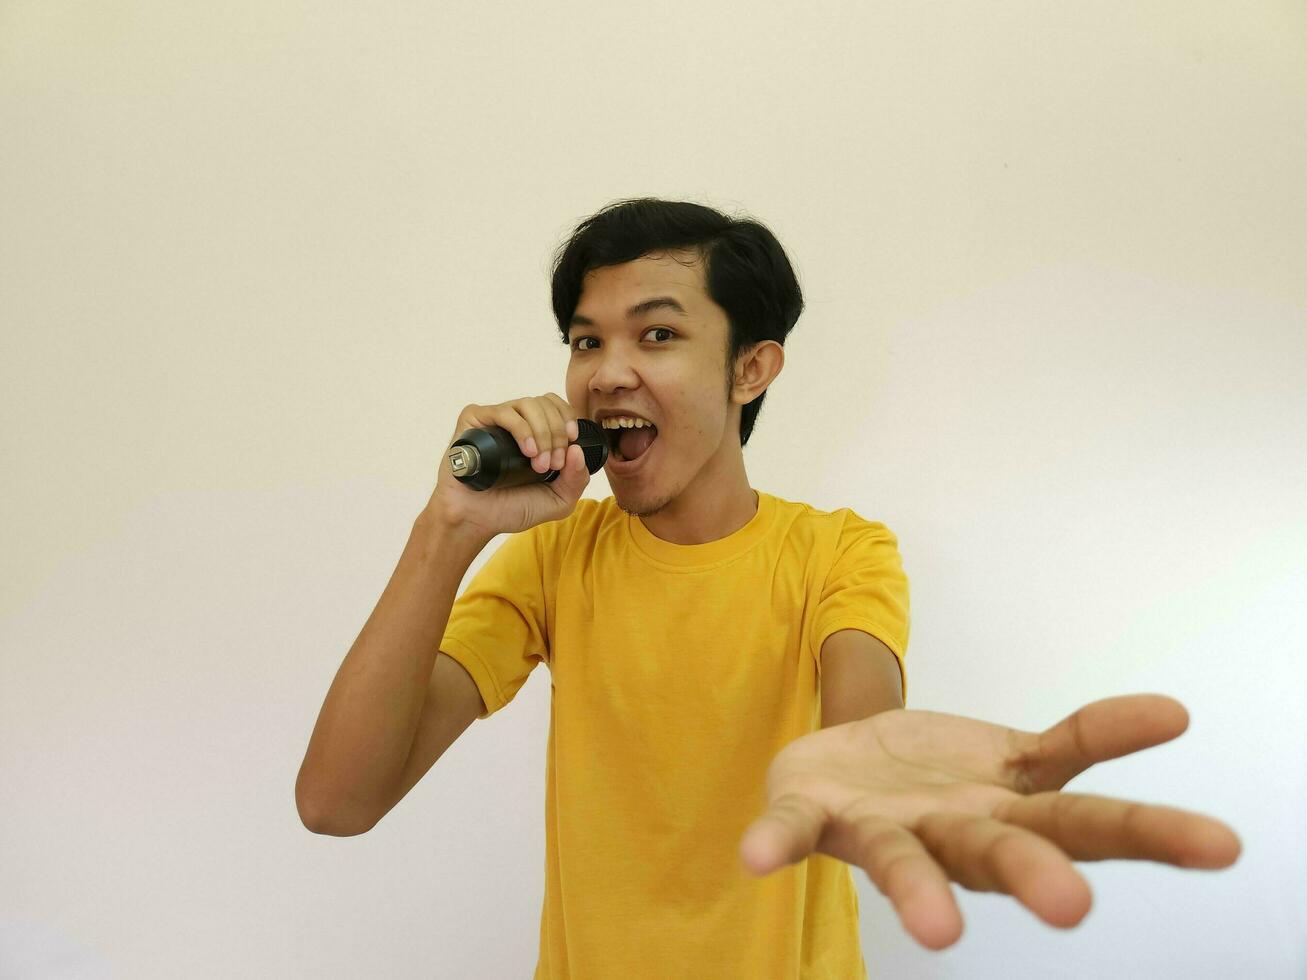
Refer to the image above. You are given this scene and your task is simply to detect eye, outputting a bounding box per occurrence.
[571,327,674,351]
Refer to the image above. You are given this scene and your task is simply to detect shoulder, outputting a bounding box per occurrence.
[771,492,898,546]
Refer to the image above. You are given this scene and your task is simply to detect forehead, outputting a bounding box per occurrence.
[576,251,706,314]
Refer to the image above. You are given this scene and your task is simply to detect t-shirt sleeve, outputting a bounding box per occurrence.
[438,524,549,720]
[809,513,910,703]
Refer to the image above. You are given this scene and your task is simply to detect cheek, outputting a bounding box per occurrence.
[564,376,584,413]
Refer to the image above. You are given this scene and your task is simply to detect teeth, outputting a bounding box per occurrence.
[600,417,653,429]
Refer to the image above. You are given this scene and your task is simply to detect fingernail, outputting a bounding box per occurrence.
[568,420,578,440]
[525,437,537,456]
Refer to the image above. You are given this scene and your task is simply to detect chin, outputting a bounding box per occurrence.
[612,481,671,519]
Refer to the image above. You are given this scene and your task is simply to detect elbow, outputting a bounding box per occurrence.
[304,817,371,837]
[298,799,373,837]
[296,777,374,837]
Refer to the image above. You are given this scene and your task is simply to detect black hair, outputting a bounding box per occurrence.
[550,197,803,449]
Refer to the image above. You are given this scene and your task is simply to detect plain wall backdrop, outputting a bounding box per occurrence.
[2,1,1304,977]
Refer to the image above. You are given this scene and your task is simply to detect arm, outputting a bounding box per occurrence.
[295,514,490,836]
[820,629,904,728]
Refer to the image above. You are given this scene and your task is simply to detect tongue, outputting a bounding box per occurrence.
[618,427,657,461]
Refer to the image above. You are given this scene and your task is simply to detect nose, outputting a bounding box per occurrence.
[586,353,643,398]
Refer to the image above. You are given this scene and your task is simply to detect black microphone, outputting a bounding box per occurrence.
[447,417,610,491]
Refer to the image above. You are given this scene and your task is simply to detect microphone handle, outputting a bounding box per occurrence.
[448,417,609,491]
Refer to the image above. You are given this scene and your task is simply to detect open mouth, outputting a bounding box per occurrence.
[605,423,659,465]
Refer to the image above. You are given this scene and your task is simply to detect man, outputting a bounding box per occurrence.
[298,198,1241,978]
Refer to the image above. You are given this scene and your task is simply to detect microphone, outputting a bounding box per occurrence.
[447,417,610,491]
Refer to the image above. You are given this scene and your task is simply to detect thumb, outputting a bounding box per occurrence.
[554,443,590,497]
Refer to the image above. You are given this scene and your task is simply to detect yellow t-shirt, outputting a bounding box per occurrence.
[439,489,910,979]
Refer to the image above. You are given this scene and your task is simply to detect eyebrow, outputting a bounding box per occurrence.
[569,296,690,328]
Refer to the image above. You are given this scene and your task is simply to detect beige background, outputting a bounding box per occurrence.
[2,1,1305,977]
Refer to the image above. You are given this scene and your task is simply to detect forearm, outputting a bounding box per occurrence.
[295,513,489,833]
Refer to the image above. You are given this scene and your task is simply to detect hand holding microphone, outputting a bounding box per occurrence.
[424,393,608,540]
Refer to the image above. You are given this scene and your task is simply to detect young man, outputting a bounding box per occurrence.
[299,198,1241,979]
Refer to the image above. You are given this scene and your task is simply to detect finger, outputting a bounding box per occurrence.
[992,791,1243,869]
[1013,694,1191,793]
[536,396,570,471]
[555,444,590,490]
[825,811,964,951]
[914,810,1093,929]
[469,403,537,462]
[512,396,555,471]
[542,392,581,443]
[739,792,826,877]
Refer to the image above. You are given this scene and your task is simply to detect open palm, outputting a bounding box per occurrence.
[738,694,1242,950]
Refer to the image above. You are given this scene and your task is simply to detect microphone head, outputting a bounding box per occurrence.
[574,417,610,474]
